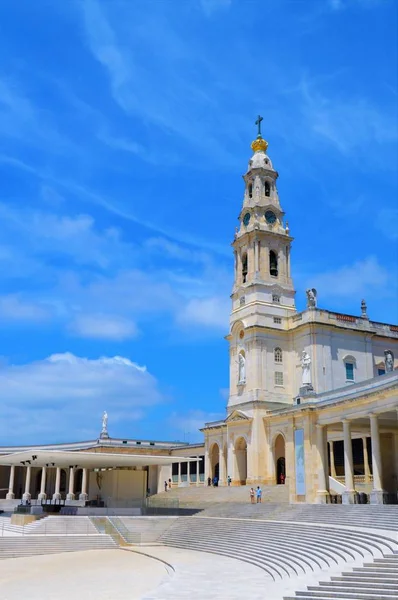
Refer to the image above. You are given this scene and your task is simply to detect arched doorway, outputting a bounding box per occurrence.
[210,444,220,482]
[235,437,247,485]
[274,434,286,484]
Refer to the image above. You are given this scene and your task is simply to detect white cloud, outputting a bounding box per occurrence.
[298,77,397,155]
[0,353,164,444]
[308,256,394,299]
[168,409,224,442]
[178,297,230,329]
[69,314,138,340]
[0,295,49,322]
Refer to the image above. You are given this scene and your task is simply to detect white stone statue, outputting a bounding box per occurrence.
[306,288,317,308]
[238,353,246,384]
[102,411,108,433]
[301,351,312,386]
[384,350,394,373]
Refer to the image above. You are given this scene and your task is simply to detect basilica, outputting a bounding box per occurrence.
[0,125,397,508]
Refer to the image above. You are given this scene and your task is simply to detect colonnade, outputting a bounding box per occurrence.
[6,466,89,501]
[173,456,204,486]
[316,411,396,504]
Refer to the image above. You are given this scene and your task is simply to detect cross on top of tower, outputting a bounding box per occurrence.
[255,115,263,138]
[251,114,268,153]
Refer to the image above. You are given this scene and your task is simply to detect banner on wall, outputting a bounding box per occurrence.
[294,428,306,496]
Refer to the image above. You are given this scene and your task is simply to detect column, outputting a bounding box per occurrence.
[329,441,336,478]
[196,457,200,486]
[362,437,371,483]
[53,467,61,501]
[6,465,15,499]
[204,450,210,484]
[67,467,75,501]
[316,425,329,503]
[38,466,47,500]
[227,440,235,484]
[219,447,226,486]
[254,239,259,275]
[342,419,355,504]
[177,462,182,486]
[22,466,31,501]
[79,468,88,501]
[369,414,385,504]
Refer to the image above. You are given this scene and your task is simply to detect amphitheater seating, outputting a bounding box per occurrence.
[0,535,116,559]
[159,516,398,581]
[284,551,398,600]
[199,502,398,531]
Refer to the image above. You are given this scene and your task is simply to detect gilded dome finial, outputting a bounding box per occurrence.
[251,114,268,153]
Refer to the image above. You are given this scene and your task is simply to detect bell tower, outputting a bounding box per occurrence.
[228,117,296,408]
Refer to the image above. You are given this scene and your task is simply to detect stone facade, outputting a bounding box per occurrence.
[202,132,398,503]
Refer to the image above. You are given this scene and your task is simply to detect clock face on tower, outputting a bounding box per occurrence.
[265,210,276,224]
[243,212,251,226]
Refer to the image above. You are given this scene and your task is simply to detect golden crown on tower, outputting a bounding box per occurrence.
[251,114,268,153]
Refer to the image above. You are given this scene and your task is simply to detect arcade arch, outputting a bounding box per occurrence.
[235,437,247,484]
[274,433,286,484]
[210,443,220,480]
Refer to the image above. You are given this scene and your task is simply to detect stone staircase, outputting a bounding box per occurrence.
[0,534,117,559]
[0,515,98,535]
[199,503,398,531]
[110,516,178,544]
[284,551,398,600]
[152,484,289,506]
[159,516,398,582]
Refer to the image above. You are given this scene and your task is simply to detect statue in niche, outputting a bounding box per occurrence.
[102,411,108,433]
[238,353,246,384]
[301,351,312,386]
[306,288,317,308]
[384,350,394,372]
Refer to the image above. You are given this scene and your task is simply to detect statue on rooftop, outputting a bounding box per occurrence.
[306,288,317,308]
[102,411,108,433]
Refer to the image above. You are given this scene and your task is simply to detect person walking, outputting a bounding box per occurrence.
[249,487,255,504]
[207,476,211,487]
[164,481,168,492]
[256,486,262,503]
[168,478,172,489]
[227,476,231,486]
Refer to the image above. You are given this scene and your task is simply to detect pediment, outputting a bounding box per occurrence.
[226,410,250,422]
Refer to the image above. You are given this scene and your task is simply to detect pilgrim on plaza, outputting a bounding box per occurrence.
[0,119,397,508]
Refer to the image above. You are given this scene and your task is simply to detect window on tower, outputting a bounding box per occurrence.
[270,250,278,276]
[248,183,253,198]
[274,347,283,363]
[242,253,248,283]
[264,181,270,197]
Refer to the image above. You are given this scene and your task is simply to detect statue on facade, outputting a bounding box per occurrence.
[101,411,108,433]
[301,351,312,387]
[306,288,317,308]
[238,353,246,384]
[384,350,394,373]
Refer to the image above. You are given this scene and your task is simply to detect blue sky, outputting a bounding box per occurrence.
[0,0,397,445]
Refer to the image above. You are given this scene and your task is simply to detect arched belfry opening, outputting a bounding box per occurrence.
[235,437,247,484]
[242,253,248,283]
[274,434,286,484]
[264,181,270,197]
[270,250,278,277]
[248,183,253,198]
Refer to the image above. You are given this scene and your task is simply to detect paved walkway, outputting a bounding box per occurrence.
[0,550,168,600]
